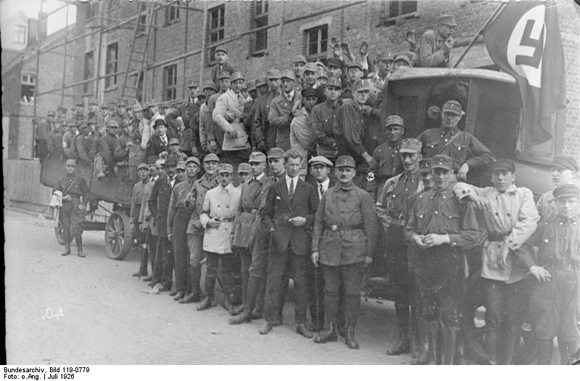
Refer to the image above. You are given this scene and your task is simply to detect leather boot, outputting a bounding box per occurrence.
[62,244,71,256]
[345,325,359,350]
[536,339,553,365]
[75,235,85,257]
[486,326,500,365]
[224,294,236,314]
[197,295,213,311]
[231,304,245,316]
[179,292,200,304]
[498,323,519,365]
[190,265,202,301]
[229,310,252,325]
[314,323,338,344]
[411,318,431,365]
[61,229,71,256]
[173,290,185,301]
[429,320,442,365]
[387,325,410,355]
[559,340,576,365]
[441,326,458,365]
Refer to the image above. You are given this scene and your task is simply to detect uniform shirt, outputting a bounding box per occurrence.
[167,178,197,235]
[252,90,280,150]
[406,184,481,250]
[97,133,117,164]
[454,183,540,282]
[334,99,377,167]
[186,174,219,236]
[310,99,341,159]
[200,183,241,254]
[237,173,269,213]
[536,180,580,220]
[232,173,269,248]
[54,173,89,199]
[417,29,450,68]
[368,140,404,180]
[62,131,77,159]
[48,130,65,157]
[314,178,330,200]
[376,171,425,230]
[417,127,495,172]
[139,176,157,229]
[312,181,378,266]
[75,133,94,163]
[210,62,237,87]
[268,91,302,151]
[130,179,149,222]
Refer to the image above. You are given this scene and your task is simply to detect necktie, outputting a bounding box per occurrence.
[162,136,167,145]
[319,184,324,199]
[289,178,295,200]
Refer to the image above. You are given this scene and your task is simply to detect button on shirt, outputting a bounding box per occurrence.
[369,141,404,179]
[310,99,340,158]
[376,172,424,230]
[200,183,241,254]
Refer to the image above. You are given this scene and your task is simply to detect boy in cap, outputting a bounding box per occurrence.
[415,14,457,68]
[75,123,95,166]
[268,70,302,151]
[73,100,85,121]
[210,46,237,89]
[131,163,152,277]
[453,159,540,365]
[310,77,342,161]
[237,163,252,186]
[92,118,120,178]
[252,69,282,153]
[290,88,319,180]
[394,55,412,70]
[292,54,307,92]
[536,155,580,220]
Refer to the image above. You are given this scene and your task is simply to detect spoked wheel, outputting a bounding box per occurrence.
[461,270,537,365]
[55,219,66,246]
[105,211,132,260]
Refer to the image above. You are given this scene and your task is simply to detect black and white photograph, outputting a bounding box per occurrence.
[2,0,580,372]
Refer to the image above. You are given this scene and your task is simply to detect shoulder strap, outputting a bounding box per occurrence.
[434,131,463,156]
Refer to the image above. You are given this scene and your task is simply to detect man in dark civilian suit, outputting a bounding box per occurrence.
[147,119,176,159]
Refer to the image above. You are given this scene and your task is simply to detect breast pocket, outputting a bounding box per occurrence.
[441,208,460,230]
[451,139,469,162]
[416,208,432,232]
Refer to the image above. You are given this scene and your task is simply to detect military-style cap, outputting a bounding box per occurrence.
[148,155,159,165]
[394,55,411,65]
[267,68,281,79]
[400,138,422,154]
[100,104,109,109]
[57,105,67,114]
[238,163,252,174]
[430,155,453,171]
[176,161,187,171]
[377,52,394,62]
[218,71,231,80]
[309,156,333,167]
[326,77,342,89]
[292,54,307,64]
[147,99,160,107]
[303,62,318,73]
[169,138,180,145]
[439,14,458,27]
[106,118,120,127]
[215,45,228,54]
[553,183,580,199]
[138,163,149,171]
[187,80,198,88]
[385,115,404,127]
[75,100,84,106]
[218,163,234,174]
[316,61,327,70]
[194,88,206,98]
[47,110,56,117]
[267,147,285,159]
[186,156,201,167]
[419,158,432,173]
[117,98,128,107]
[65,159,76,166]
[281,70,296,81]
[164,156,178,166]
[79,122,89,129]
[491,159,516,173]
[551,156,578,172]
[153,119,167,129]
[131,102,146,113]
[247,80,257,92]
[335,155,356,168]
[249,151,267,163]
[318,70,328,80]
[347,62,363,71]
[301,88,319,99]
[442,100,463,115]
[88,98,98,105]
[353,79,370,92]
[255,76,268,87]
[203,153,220,163]
[230,72,245,82]
[202,80,218,92]
[327,58,344,70]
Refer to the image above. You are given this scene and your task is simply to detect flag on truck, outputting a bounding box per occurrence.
[483,0,566,145]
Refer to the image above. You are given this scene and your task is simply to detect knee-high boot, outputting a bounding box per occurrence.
[441,326,459,365]
[498,322,519,365]
[61,229,71,256]
[180,265,202,304]
[536,339,554,365]
[387,305,411,355]
[75,234,85,257]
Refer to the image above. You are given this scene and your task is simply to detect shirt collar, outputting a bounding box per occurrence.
[254,172,265,181]
[285,90,295,100]
[219,183,234,193]
[335,181,355,191]
[285,174,298,187]
[318,178,330,190]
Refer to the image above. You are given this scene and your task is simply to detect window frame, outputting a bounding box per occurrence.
[207,4,225,65]
[105,42,119,90]
[305,25,328,62]
[381,1,419,27]
[250,0,269,56]
[165,2,180,26]
[14,25,26,44]
[163,64,178,101]
[20,74,36,103]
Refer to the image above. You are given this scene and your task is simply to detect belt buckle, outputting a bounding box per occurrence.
[330,225,338,231]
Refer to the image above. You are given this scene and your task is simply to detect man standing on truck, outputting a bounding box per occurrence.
[414,15,457,68]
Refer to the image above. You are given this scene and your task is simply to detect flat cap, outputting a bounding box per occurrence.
[385,115,404,127]
[176,161,187,171]
[553,183,580,199]
[238,163,252,173]
[394,55,411,65]
[267,68,281,79]
[309,156,333,167]
[438,15,458,27]
[326,58,344,70]
[377,51,394,62]
[65,159,77,166]
[442,100,463,115]
[153,119,167,129]
[147,155,159,165]
[47,110,56,117]
[186,156,201,167]
[292,54,307,64]
[335,155,356,168]
[169,138,180,145]
[247,80,257,92]
[281,70,296,81]
[218,71,231,80]
[326,77,342,89]
[551,156,578,172]
[353,79,370,92]
[131,102,146,113]
[138,163,149,171]
[318,70,328,80]
[230,72,245,82]
[88,98,98,105]
[303,62,318,73]
[346,62,363,71]
[316,61,327,70]
[491,159,516,173]
[267,147,285,159]
[255,76,268,87]
[419,158,432,173]
[430,155,453,171]
[202,80,218,92]
[203,153,220,162]
[75,100,84,106]
[100,103,109,109]
[164,156,178,166]
[106,118,120,127]
[249,151,267,163]
[215,45,228,54]
[218,163,234,174]
[400,138,422,154]
[301,88,320,99]
[187,80,198,88]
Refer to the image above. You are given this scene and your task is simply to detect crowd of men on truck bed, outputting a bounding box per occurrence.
[37,15,580,365]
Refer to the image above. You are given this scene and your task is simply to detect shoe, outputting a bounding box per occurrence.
[148,281,157,288]
[259,321,274,335]
[296,324,314,339]
[179,293,201,304]
[338,325,346,338]
[78,252,85,258]
[345,325,359,350]
[410,351,430,365]
[173,290,185,301]
[230,304,245,316]
[157,284,170,292]
[169,289,179,297]
[133,271,147,277]
[229,311,252,325]
[142,276,153,282]
[306,322,324,333]
[197,296,213,311]
[61,246,71,256]
[386,333,410,356]
[314,323,338,344]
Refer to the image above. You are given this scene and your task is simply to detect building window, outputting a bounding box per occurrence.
[250,0,268,56]
[21,74,36,103]
[163,64,178,101]
[14,25,26,44]
[86,2,98,20]
[207,5,225,63]
[83,51,94,94]
[137,13,147,35]
[381,1,418,26]
[107,0,121,12]
[105,43,118,89]
[305,25,328,62]
[165,2,180,26]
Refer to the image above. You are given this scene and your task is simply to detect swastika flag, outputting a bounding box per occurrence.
[484,0,566,145]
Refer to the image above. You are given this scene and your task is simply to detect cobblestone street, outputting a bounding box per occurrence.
[5,210,407,365]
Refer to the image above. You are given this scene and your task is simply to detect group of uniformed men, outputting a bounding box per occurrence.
[48,13,580,364]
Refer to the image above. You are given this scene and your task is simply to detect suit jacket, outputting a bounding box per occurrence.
[146,131,176,159]
[148,173,180,238]
[262,176,319,255]
[307,178,336,201]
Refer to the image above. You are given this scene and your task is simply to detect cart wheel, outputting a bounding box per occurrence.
[55,219,65,246]
[105,211,133,260]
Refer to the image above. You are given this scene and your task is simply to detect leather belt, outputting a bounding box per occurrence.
[220,217,235,222]
[386,210,404,220]
[243,208,260,214]
[326,224,363,232]
[488,234,508,242]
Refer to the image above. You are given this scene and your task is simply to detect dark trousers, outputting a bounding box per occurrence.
[482,277,532,328]
[239,248,252,306]
[264,247,309,324]
[386,225,410,308]
[153,236,174,289]
[322,262,366,326]
[204,251,236,298]
[307,259,325,328]
[173,210,192,291]
[60,199,83,242]
[139,231,155,275]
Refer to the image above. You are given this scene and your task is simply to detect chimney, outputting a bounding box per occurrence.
[27,17,39,46]
[38,12,48,43]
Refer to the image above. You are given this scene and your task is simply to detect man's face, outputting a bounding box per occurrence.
[107,125,118,136]
[187,87,197,97]
[354,89,370,105]
[335,167,356,185]
[101,108,109,117]
[119,126,129,136]
[421,171,434,190]
[176,169,186,181]
[81,127,90,136]
[239,172,252,184]
[134,110,143,120]
[325,85,341,101]
[169,143,180,153]
[327,65,342,79]
[377,59,394,73]
[318,77,328,86]
[395,60,410,70]
[285,157,301,178]
[88,123,96,133]
[219,78,231,92]
[303,96,318,112]
[156,125,167,137]
[551,167,576,187]
[311,164,330,183]
[215,51,228,64]
[303,70,317,86]
[556,196,580,220]
[155,161,165,176]
[249,89,258,99]
[165,164,177,177]
[433,168,452,190]
[281,78,294,93]
[204,160,219,175]
[347,67,363,82]
[491,170,515,193]
[438,23,456,39]
[66,164,75,174]
[231,79,245,94]
[89,104,97,112]
[204,88,217,98]
[402,152,421,172]
[268,158,285,176]
[149,164,158,177]
[76,105,84,113]
[60,124,69,134]
[257,84,269,96]
[138,168,149,181]
[186,163,200,179]
[48,115,56,122]
[441,111,462,129]
[218,172,233,187]
[268,78,281,91]
[159,107,167,116]
[293,62,305,77]
[386,125,404,143]
[250,161,266,177]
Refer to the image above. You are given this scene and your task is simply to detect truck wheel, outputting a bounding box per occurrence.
[105,211,132,260]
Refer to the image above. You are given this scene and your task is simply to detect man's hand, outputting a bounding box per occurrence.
[208,218,221,229]
[365,256,373,265]
[193,220,202,229]
[423,234,450,247]
[362,152,372,165]
[412,234,429,249]
[62,194,72,202]
[289,216,307,227]
[311,252,319,267]
[257,141,267,152]
[167,233,173,242]
[496,243,510,270]
[457,163,469,182]
[209,140,218,152]
[78,204,86,211]
[360,105,373,115]
[443,37,454,52]
[127,141,133,147]
[471,194,492,213]
[530,266,551,283]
